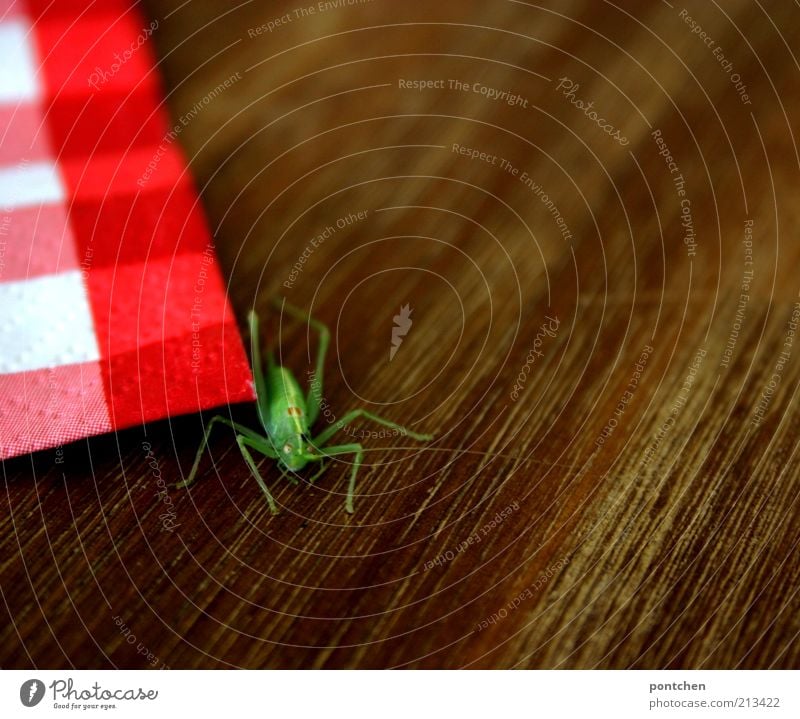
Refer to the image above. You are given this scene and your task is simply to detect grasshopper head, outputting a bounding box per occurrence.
[278,433,313,472]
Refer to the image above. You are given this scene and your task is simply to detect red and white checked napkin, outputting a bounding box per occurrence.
[0,0,255,460]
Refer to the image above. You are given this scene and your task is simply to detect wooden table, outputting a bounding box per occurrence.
[2,0,799,668]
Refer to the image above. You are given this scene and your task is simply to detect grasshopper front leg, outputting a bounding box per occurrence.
[314,443,364,513]
[236,435,280,515]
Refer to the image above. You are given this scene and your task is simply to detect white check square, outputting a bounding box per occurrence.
[0,271,100,374]
[0,20,40,103]
[0,160,65,209]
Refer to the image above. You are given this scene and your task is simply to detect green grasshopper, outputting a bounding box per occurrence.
[176,300,433,513]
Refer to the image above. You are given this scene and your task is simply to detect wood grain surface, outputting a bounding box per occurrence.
[2,0,800,669]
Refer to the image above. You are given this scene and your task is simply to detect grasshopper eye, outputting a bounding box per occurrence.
[283,443,292,454]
